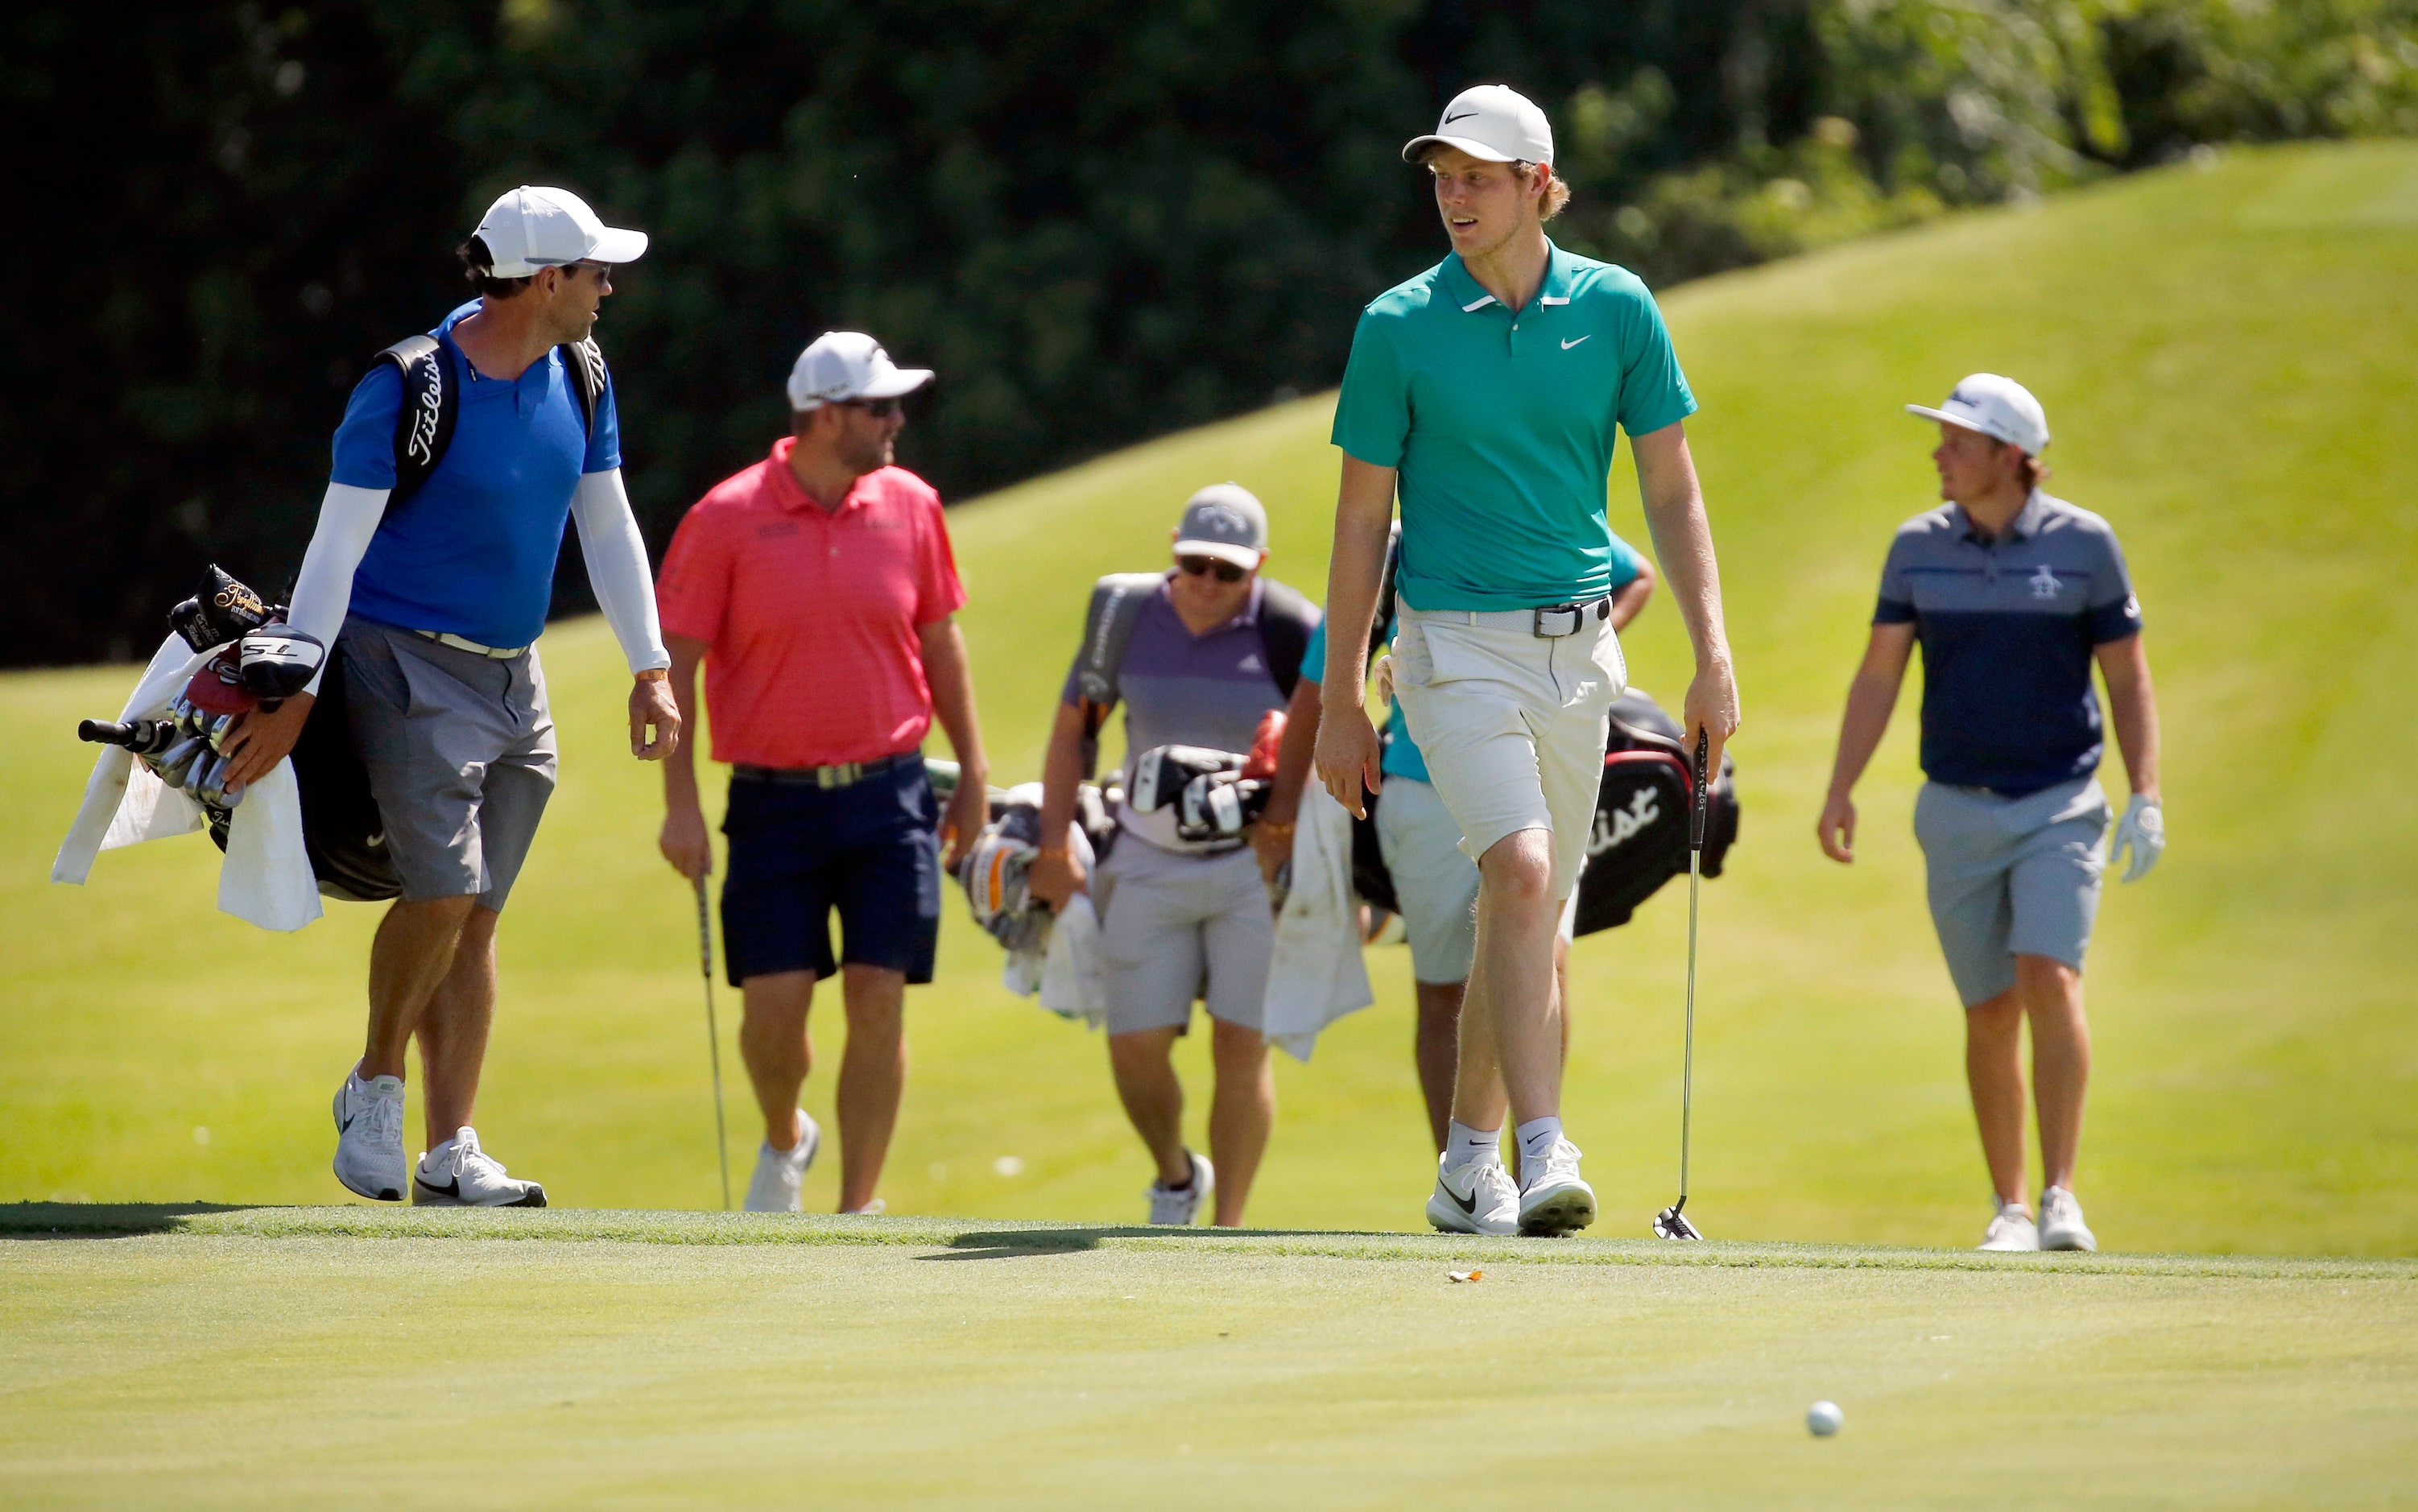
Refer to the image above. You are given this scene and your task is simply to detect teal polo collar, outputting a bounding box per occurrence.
[1438,240,1577,315]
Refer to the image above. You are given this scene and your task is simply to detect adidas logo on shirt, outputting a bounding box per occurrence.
[1238,653,1264,673]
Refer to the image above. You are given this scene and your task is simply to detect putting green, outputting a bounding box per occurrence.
[3,1212,2414,1507]
[6,143,2416,1255]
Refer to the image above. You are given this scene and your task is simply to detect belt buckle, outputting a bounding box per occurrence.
[816,762,860,790]
[1531,604,1581,638]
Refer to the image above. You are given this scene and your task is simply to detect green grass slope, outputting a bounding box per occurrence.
[5,1222,2415,1506]
[5,143,2414,1254]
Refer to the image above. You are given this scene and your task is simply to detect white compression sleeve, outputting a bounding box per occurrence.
[284,481,390,695]
[571,468,672,673]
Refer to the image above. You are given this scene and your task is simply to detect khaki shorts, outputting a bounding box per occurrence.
[1092,837,1275,1035]
[1391,606,1622,899]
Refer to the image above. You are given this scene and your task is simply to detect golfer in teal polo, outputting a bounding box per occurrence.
[1314,85,1741,1237]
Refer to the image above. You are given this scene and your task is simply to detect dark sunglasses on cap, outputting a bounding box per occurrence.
[1177,555,1248,583]
[837,395,904,419]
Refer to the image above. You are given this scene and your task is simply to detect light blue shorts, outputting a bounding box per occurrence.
[1374,775,1480,985]
[1914,776,2112,1007]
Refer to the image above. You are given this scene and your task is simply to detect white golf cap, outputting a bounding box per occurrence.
[786,331,936,411]
[1401,84,1554,166]
[1906,374,2050,454]
[472,186,648,278]
[1172,483,1268,568]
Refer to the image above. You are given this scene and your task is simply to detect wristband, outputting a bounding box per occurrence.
[1256,820,1296,838]
[1038,845,1070,861]
[634,667,669,683]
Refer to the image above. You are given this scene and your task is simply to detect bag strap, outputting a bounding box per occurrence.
[375,334,457,510]
[1255,578,1317,700]
[558,337,607,443]
[1073,572,1168,779]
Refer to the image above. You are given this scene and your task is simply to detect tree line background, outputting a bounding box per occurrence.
[6,0,2413,665]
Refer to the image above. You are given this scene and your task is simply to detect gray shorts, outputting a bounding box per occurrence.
[340,616,557,911]
[1914,776,2111,1007]
[1092,837,1274,1035]
[1375,775,1479,985]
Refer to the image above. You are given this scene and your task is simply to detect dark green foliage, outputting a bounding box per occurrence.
[6,0,2412,666]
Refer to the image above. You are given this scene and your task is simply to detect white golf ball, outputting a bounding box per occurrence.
[1806,1400,1844,1437]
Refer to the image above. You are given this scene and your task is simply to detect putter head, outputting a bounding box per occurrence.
[1652,1203,1704,1241]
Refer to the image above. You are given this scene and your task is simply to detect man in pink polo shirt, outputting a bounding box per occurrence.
[655,331,990,1215]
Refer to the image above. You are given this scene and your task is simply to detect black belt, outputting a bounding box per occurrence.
[734,751,920,790]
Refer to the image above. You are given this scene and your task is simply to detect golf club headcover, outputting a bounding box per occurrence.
[1175,771,1271,842]
[167,564,276,652]
[180,648,260,722]
[1130,744,1242,814]
[1241,709,1286,780]
[238,624,325,705]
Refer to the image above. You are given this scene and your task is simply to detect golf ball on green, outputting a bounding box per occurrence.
[1806,1400,1843,1436]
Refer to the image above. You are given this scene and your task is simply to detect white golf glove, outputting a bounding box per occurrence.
[2110,794,2164,882]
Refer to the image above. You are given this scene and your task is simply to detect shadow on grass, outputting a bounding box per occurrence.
[1,1202,262,1239]
[927,1226,1400,1260]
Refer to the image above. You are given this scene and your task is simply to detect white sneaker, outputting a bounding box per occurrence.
[1979,1200,2040,1251]
[744,1109,820,1213]
[2039,1186,2097,1252]
[1427,1155,1520,1236]
[412,1127,547,1207]
[1147,1150,1214,1225]
[841,1198,887,1217]
[1515,1139,1597,1237]
[331,1067,407,1202]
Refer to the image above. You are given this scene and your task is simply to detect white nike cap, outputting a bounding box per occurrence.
[1906,373,2050,455]
[1401,84,1554,166]
[786,331,935,411]
[1172,483,1268,569]
[472,186,648,278]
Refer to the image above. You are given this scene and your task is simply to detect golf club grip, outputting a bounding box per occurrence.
[1688,731,1709,850]
[80,719,135,746]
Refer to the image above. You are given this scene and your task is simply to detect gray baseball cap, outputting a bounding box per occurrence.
[1172,483,1268,568]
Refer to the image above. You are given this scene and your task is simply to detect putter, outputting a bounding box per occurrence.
[692,874,733,1211]
[1652,730,1711,1241]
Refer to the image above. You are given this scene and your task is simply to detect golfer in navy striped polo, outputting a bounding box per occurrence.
[1818,374,2165,1254]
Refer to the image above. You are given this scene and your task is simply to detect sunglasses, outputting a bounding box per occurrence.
[838,396,904,419]
[1177,555,1248,583]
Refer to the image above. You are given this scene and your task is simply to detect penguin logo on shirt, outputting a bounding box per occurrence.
[2029,564,2063,600]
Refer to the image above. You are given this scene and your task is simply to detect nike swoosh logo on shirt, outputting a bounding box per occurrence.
[1562,335,1592,349]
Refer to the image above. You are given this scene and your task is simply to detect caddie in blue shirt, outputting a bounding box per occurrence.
[1817,374,2166,1255]
[1313,85,1742,1237]
[217,186,680,1210]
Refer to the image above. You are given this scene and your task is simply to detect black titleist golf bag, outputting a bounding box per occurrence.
[77,564,401,902]
[1567,690,1740,936]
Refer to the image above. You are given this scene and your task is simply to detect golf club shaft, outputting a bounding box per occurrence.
[693,874,732,1211]
[1681,845,1699,1204]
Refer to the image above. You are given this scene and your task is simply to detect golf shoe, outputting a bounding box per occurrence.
[2038,1185,2097,1251]
[412,1127,547,1207]
[1147,1149,1214,1225]
[1979,1200,2040,1250]
[745,1109,820,1213]
[331,1067,407,1202]
[1515,1139,1597,1236]
[1426,1154,1520,1237]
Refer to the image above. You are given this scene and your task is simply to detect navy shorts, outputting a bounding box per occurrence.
[719,760,941,989]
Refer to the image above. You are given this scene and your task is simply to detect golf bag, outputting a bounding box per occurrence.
[1567,690,1740,936]
[76,564,401,902]
[956,782,1116,952]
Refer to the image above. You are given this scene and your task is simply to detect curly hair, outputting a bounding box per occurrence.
[456,236,535,300]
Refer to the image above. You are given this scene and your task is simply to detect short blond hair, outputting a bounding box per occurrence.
[1515,161,1573,221]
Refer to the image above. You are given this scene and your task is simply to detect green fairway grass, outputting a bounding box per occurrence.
[4,1214,2415,1506]
[6,143,2416,1255]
